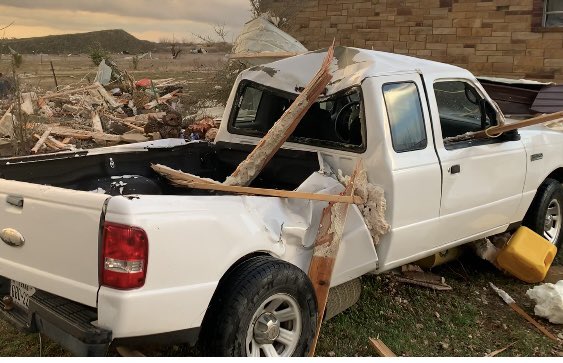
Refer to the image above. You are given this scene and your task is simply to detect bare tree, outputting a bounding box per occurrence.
[213,23,229,43]
[171,44,182,59]
[0,21,14,32]
[192,23,231,46]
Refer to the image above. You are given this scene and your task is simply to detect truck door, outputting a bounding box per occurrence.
[430,79,527,244]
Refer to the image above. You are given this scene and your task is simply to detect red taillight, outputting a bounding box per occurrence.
[101,222,148,289]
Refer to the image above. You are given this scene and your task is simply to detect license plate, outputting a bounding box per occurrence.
[10,280,36,309]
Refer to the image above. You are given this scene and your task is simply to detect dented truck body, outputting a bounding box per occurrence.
[0,47,562,356]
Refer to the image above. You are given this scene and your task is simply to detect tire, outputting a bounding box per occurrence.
[199,256,317,357]
[523,178,563,249]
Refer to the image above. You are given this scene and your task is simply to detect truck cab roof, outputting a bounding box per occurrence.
[240,46,473,96]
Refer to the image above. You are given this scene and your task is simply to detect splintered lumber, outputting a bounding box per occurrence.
[94,82,121,108]
[151,164,363,204]
[105,112,166,125]
[50,126,122,143]
[308,159,362,357]
[40,84,100,100]
[91,111,103,133]
[151,164,219,185]
[46,136,74,150]
[447,111,563,143]
[369,338,397,357]
[228,51,302,60]
[394,271,452,291]
[31,128,52,154]
[144,89,181,109]
[490,283,558,342]
[224,44,335,187]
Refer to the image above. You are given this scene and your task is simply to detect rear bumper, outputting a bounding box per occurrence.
[0,288,112,357]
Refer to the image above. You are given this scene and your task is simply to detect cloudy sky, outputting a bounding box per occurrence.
[0,0,252,42]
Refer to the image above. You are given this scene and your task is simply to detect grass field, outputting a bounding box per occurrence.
[0,255,561,357]
[0,52,226,99]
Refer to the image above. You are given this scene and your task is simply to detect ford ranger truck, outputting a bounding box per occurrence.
[0,47,562,356]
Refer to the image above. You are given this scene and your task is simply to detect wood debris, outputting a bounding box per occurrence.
[224,44,335,187]
[31,128,52,154]
[394,264,453,291]
[369,338,397,357]
[446,111,563,143]
[151,163,363,204]
[490,283,558,342]
[0,71,193,156]
[308,159,362,357]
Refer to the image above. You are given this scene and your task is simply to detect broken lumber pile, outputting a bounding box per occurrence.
[0,69,203,156]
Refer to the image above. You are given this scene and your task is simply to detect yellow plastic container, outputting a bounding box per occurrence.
[496,227,558,284]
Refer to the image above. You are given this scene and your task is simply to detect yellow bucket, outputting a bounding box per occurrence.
[496,227,558,284]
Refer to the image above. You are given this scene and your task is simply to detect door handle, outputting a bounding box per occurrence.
[449,165,461,174]
[6,195,24,208]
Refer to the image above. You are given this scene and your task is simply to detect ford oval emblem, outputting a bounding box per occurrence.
[0,228,25,247]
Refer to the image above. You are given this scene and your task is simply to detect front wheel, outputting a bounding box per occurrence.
[200,256,317,357]
[523,179,563,248]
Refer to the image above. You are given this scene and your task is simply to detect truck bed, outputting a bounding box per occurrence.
[0,141,320,195]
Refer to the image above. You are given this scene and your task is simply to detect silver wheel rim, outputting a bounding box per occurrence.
[245,293,302,357]
[544,199,561,245]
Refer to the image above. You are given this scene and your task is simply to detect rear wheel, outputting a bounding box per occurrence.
[200,256,317,357]
[523,179,563,248]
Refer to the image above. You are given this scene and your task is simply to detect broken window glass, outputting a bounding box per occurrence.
[231,83,365,152]
[545,0,563,27]
[382,82,427,153]
[434,81,492,139]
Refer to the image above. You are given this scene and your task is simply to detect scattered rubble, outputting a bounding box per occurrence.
[394,265,452,291]
[0,66,221,156]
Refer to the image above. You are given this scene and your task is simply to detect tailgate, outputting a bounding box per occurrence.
[0,179,109,307]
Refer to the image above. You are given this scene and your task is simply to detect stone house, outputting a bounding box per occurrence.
[262,0,563,81]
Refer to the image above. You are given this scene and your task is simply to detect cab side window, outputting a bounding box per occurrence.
[383,82,427,153]
[434,81,497,139]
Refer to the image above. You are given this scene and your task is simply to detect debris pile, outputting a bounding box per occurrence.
[0,73,222,156]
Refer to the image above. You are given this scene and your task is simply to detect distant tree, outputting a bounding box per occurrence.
[88,42,110,66]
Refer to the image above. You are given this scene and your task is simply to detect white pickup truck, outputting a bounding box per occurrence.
[0,47,562,357]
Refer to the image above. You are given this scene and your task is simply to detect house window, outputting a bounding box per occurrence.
[545,0,563,27]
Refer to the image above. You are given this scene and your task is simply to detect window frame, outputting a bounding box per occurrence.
[433,78,519,150]
[227,80,367,153]
[382,81,428,154]
[544,0,563,27]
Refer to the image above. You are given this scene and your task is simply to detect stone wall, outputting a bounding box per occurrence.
[263,0,563,81]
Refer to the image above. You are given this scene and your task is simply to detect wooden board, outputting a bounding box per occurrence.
[369,338,397,357]
[307,159,362,356]
[224,44,335,187]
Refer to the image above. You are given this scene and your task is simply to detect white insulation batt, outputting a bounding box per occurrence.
[232,16,308,64]
[526,281,563,324]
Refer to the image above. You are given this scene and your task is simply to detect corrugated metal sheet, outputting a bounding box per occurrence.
[480,82,540,116]
[531,85,563,114]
